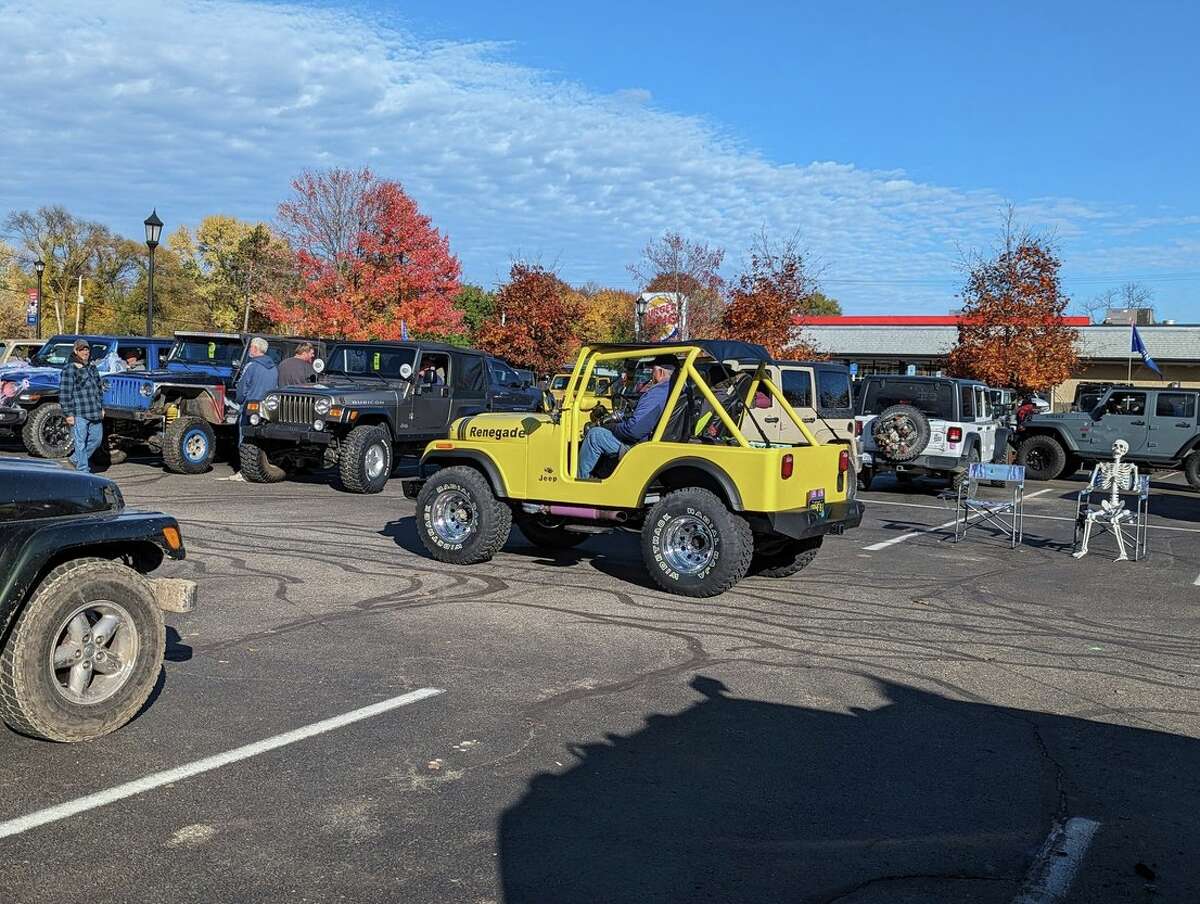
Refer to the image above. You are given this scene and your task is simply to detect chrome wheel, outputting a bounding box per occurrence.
[661,514,717,575]
[364,443,388,479]
[430,490,477,544]
[48,601,139,705]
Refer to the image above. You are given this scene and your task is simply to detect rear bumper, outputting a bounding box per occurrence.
[759,500,865,541]
[0,406,27,427]
[862,452,962,473]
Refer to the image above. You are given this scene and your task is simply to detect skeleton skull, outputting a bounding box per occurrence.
[1112,439,1129,458]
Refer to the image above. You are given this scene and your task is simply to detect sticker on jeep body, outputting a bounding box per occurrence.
[467,425,526,440]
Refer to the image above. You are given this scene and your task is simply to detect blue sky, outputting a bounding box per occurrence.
[1,0,1197,318]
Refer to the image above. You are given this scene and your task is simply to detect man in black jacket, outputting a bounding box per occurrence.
[277,342,316,387]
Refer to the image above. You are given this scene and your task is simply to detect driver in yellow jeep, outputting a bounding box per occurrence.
[578,356,675,478]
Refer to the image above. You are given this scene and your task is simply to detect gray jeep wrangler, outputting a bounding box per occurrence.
[1017,386,1200,488]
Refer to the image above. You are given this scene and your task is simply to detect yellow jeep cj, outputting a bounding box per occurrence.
[409,341,863,597]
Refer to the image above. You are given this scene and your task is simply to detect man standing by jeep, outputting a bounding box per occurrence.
[237,337,279,402]
[277,342,316,387]
[60,339,105,473]
[578,356,675,479]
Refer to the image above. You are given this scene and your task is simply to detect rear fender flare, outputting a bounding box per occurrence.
[641,457,744,511]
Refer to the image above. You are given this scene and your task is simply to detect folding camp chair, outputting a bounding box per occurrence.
[1073,473,1149,562]
[954,463,1025,548]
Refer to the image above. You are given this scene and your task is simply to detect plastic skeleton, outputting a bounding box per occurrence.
[1073,439,1139,561]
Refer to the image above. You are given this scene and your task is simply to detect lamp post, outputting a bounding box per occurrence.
[635,295,649,341]
[33,258,45,340]
[144,209,163,337]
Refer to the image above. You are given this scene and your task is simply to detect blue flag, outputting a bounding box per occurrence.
[1131,325,1162,376]
[401,319,409,341]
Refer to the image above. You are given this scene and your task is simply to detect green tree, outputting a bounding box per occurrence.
[453,284,497,341]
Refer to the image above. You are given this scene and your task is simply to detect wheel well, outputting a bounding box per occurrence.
[648,463,741,510]
[422,453,507,497]
[354,414,393,435]
[2,541,164,646]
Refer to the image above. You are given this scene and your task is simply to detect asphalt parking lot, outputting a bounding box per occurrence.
[2,441,1199,904]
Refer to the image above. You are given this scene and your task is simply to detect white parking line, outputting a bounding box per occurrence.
[1011,817,1100,904]
[862,489,1054,551]
[861,496,1200,533]
[0,687,444,841]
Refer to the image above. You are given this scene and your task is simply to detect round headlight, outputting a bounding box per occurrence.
[250,413,261,425]
[313,419,325,431]
[264,395,279,412]
[314,397,331,416]
[138,383,154,397]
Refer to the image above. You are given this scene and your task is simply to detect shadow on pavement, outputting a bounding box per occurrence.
[499,676,1197,904]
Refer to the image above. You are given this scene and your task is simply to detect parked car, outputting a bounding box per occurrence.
[0,335,174,458]
[487,356,543,412]
[238,340,547,492]
[1017,386,1200,488]
[0,459,196,742]
[102,332,323,474]
[0,338,43,369]
[855,374,1010,490]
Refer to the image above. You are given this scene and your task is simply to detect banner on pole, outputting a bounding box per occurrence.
[26,289,38,326]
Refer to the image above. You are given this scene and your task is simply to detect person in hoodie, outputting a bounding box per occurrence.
[236,337,278,403]
[229,337,278,481]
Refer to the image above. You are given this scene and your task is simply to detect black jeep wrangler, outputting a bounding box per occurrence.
[1,460,196,741]
[238,340,546,493]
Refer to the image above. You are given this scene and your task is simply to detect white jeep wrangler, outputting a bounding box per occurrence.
[855,375,1011,490]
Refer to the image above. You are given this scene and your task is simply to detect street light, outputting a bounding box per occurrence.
[144,210,163,338]
[634,295,649,341]
[33,258,45,339]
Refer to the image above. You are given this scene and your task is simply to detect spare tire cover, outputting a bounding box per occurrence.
[872,404,931,462]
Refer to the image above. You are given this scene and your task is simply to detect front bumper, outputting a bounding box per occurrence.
[0,405,27,427]
[759,500,865,541]
[241,421,333,445]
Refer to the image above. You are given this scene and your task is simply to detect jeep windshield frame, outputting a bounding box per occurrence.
[323,343,417,380]
[562,344,819,481]
[168,336,244,367]
[859,378,956,421]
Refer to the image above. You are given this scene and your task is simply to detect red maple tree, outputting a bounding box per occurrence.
[478,263,580,375]
[267,169,463,339]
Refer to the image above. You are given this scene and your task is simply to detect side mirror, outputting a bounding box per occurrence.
[313,358,325,374]
[540,389,556,414]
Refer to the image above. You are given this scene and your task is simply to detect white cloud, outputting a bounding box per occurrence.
[0,0,1196,315]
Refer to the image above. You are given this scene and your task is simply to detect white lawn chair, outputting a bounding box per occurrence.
[954,463,1025,548]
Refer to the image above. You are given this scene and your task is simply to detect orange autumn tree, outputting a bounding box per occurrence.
[946,225,1078,392]
[721,230,834,357]
[478,263,581,375]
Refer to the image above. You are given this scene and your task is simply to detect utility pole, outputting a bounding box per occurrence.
[74,274,83,333]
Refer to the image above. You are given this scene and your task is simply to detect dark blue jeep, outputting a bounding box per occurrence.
[103,332,322,474]
[0,335,173,459]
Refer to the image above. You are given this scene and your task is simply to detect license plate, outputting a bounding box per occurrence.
[807,488,826,518]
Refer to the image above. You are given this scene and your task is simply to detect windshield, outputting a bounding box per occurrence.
[324,344,416,379]
[169,337,243,366]
[31,341,111,366]
[861,379,955,420]
[551,375,570,390]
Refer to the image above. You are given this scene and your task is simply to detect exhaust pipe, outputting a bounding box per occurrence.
[522,503,628,522]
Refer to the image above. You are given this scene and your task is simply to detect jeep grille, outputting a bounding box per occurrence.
[273,394,317,425]
[104,376,151,410]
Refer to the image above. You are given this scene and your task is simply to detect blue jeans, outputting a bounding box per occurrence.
[71,417,104,473]
[579,427,627,478]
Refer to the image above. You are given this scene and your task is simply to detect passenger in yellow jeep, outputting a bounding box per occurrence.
[578,355,676,478]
